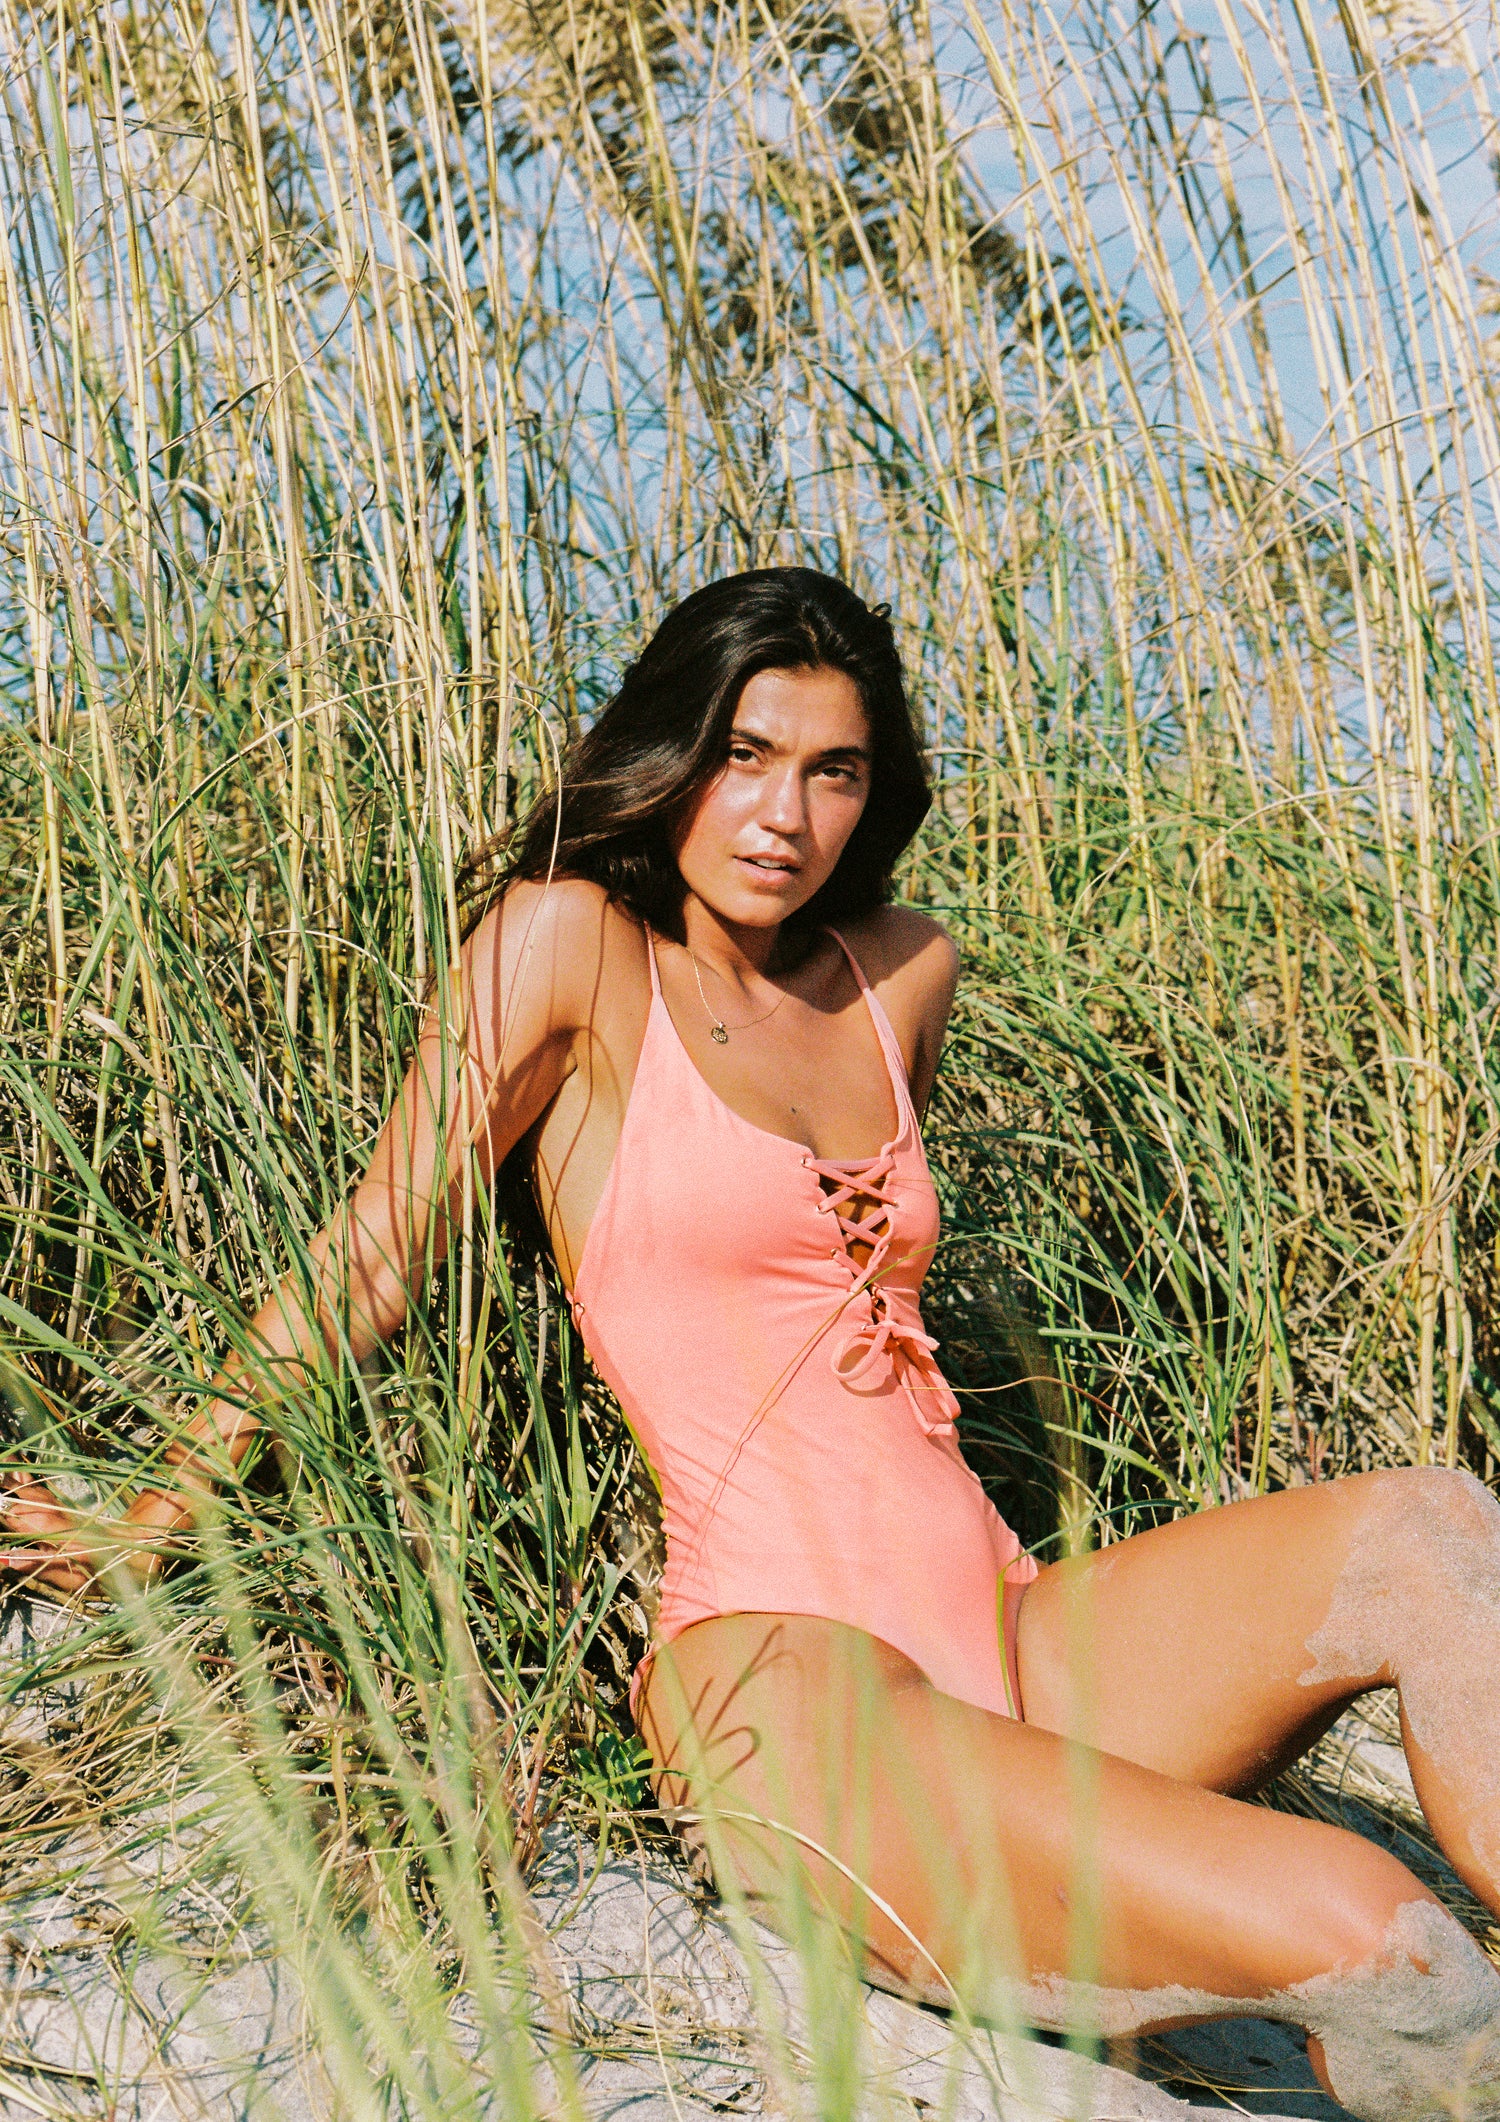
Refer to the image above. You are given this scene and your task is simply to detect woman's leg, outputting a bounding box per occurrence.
[1016,1466,1500,1908]
[638,1613,1500,2122]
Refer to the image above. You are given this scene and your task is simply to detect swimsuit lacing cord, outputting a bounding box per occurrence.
[805,1152,959,1438]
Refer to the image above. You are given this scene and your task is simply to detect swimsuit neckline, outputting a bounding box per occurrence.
[570,927,914,1304]
[648,932,910,1166]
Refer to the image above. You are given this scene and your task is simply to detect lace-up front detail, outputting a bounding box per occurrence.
[805,1150,959,1437]
[570,921,1037,1723]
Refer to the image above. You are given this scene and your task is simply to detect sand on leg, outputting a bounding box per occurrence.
[637,1611,1500,2122]
[1017,1467,1500,1909]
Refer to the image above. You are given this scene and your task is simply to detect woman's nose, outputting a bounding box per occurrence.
[760,767,808,832]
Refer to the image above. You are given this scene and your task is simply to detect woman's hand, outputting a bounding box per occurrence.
[1,889,587,1601]
[0,1470,181,1596]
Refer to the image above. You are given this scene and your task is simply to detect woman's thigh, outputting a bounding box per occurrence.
[1014,1472,1400,1793]
[638,1610,1431,2020]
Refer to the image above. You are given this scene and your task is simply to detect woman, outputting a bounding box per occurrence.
[7,569,1500,2120]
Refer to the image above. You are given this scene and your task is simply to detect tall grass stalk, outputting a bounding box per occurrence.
[2,0,1499,2107]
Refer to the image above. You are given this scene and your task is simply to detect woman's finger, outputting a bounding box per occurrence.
[0,1531,157,1596]
[1,1503,75,1541]
[1,1469,60,1497]
[0,1551,95,1593]
[0,1473,71,1534]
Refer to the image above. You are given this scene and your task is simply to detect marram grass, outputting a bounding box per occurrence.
[1,0,1499,2108]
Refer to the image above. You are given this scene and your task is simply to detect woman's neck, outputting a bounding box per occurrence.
[678,896,804,982]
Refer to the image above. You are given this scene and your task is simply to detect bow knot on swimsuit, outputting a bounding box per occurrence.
[571,923,1037,1721]
[832,1310,957,1437]
[804,1149,960,1436]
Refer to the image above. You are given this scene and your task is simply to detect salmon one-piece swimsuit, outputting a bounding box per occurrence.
[567,927,1038,1722]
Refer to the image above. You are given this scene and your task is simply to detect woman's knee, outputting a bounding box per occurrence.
[1283,1897,1500,2122]
[1251,1793,1500,2122]
[1354,1464,1500,1562]
[1306,1465,1500,1598]
[1300,1466,1500,1701]
[1299,1834,1440,1977]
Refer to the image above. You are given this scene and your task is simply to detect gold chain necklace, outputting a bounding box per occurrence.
[686,948,789,1044]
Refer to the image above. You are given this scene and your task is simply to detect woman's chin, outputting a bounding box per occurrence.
[686,876,813,928]
[715,891,811,930]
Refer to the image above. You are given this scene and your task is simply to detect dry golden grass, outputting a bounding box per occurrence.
[1,0,1499,2109]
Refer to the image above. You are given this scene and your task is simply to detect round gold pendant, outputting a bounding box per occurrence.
[711,1023,729,1044]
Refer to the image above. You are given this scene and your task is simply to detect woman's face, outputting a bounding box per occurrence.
[673,665,872,930]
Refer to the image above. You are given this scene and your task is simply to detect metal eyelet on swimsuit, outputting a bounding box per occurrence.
[569,924,1036,1722]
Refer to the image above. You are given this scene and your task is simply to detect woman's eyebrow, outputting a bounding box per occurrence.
[726,726,870,762]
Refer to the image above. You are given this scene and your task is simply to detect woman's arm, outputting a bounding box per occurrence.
[1,878,605,1592]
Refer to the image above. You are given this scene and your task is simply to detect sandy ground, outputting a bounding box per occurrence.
[2,1818,1318,2122]
[0,1598,1439,2121]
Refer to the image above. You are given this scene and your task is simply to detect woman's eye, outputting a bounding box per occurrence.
[727,744,759,765]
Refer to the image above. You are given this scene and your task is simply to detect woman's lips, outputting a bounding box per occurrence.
[736,855,800,878]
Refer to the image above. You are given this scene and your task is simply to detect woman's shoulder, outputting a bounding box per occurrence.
[461,876,648,1037]
[833,908,959,1098]
[836,903,959,1000]
[471,872,645,942]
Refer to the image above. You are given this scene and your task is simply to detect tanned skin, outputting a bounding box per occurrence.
[5,666,1488,2088]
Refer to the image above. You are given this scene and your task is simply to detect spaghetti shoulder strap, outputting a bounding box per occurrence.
[644,923,662,997]
[823,926,872,993]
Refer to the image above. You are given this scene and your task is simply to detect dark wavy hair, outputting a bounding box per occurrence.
[485,567,931,939]
[475,568,931,1267]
